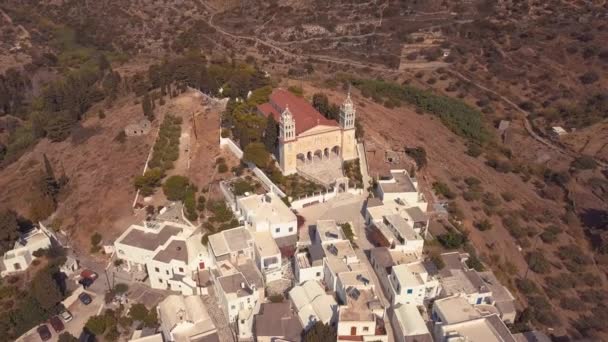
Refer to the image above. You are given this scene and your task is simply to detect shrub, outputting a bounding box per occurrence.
[405,147,427,169]
[91,233,102,246]
[464,177,481,187]
[217,163,228,173]
[571,155,597,170]
[463,190,482,202]
[129,304,149,322]
[474,219,492,231]
[466,144,482,157]
[502,216,525,239]
[134,168,163,196]
[539,225,562,244]
[501,192,515,202]
[560,297,586,311]
[430,252,445,269]
[243,143,270,168]
[437,231,466,249]
[526,251,551,274]
[85,315,107,335]
[516,278,539,294]
[113,283,129,294]
[432,181,456,199]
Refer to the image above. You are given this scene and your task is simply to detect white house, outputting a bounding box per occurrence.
[114,221,194,273]
[387,262,440,306]
[253,231,282,282]
[207,226,254,266]
[289,280,338,330]
[391,303,433,342]
[337,288,388,342]
[322,240,360,292]
[294,244,324,284]
[157,295,219,342]
[376,170,427,212]
[336,269,375,304]
[437,252,516,323]
[314,219,345,245]
[2,227,53,277]
[213,259,264,326]
[237,192,297,239]
[373,215,424,255]
[431,295,516,342]
[146,233,211,295]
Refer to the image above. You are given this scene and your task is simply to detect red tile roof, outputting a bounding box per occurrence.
[257,89,339,135]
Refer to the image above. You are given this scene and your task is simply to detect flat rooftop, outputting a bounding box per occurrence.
[316,220,345,243]
[153,240,187,263]
[238,193,296,225]
[217,273,253,298]
[254,232,280,257]
[379,170,416,193]
[434,296,481,324]
[441,314,516,342]
[235,259,264,289]
[208,226,251,257]
[339,289,378,322]
[118,225,182,251]
[338,269,374,288]
[405,206,427,223]
[384,214,420,241]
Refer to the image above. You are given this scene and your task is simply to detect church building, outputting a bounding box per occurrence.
[257,89,357,176]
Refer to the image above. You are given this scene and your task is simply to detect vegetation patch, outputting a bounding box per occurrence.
[343,159,363,188]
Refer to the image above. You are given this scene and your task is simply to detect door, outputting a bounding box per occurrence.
[350,326,356,335]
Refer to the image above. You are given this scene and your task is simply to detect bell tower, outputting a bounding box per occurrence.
[339,91,356,130]
[340,91,357,161]
[279,106,297,175]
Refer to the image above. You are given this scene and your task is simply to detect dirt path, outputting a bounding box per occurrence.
[448,70,608,168]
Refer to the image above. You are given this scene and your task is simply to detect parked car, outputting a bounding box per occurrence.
[60,309,73,322]
[78,292,92,305]
[79,277,95,288]
[80,269,99,280]
[37,325,52,341]
[49,316,65,333]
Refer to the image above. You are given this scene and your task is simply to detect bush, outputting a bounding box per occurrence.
[526,251,551,274]
[466,144,482,157]
[430,252,445,269]
[474,219,492,231]
[560,297,586,311]
[437,231,466,249]
[134,168,163,196]
[243,143,270,168]
[539,225,561,244]
[463,190,482,202]
[91,233,102,246]
[405,147,427,169]
[571,155,597,170]
[516,278,539,294]
[129,304,149,322]
[501,192,515,202]
[433,181,456,199]
[217,163,228,173]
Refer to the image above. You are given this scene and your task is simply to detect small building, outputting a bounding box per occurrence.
[337,288,388,342]
[387,262,440,306]
[431,296,516,342]
[214,269,262,324]
[391,303,433,342]
[114,221,194,273]
[373,215,425,255]
[294,245,324,284]
[437,252,516,323]
[2,227,53,277]
[146,232,211,295]
[376,170,427,211]
[322,240,360,292]
[289,280,338,330]
[314,219,345,245]
[157,295,218,342]
[551,126,568,139]
[336,269,375,304]
[207,226,254,266]
[237,192,297,239]
[253,232,282,282]
[254,302,303,342]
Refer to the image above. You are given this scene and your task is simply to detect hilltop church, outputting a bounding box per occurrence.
[257,89,358,176]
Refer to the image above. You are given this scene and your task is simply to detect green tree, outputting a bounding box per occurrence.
[134,168,163,196]
[142,92,153,121]
[303,322,336,342]
[0,210,19,254]
[129,303,149,322]
[31,267,63,310]
[183,190,198,221]
[243,142,270,168]
[85,315,107,335]
[58,332,78,342]
[263,115,278,153]
[405,146,427,169]
[162,175,195,201]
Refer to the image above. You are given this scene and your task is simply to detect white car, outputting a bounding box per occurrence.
[60,309,73,323]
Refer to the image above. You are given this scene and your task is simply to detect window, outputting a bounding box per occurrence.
[476,297,482,305]
[241,320,245,324]
[166,270,170,275]
[316,272,321,277]
[275,228,280,233]
[158,279,163,283]
[178,267,184,273]
[247,298,250,303]
[363,327,369,332]
[155,267,160,272]
[231,305,236,310]
[289,227,293,232]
